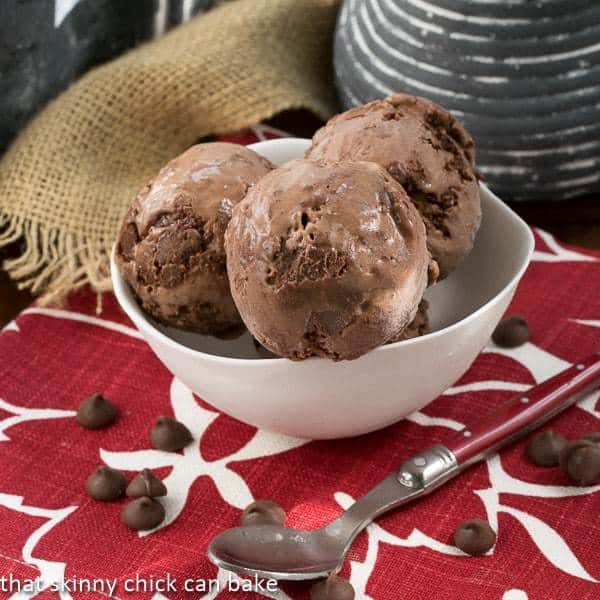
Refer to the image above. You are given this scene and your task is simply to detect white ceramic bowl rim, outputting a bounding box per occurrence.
[111,139,535,366]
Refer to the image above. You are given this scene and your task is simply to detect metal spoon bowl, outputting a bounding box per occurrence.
[208,524,343,580]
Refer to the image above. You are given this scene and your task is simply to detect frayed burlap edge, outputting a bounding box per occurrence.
[0,210,112,307]
[0,0,340,308]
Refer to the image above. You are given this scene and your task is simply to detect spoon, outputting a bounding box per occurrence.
[208,352,600,581]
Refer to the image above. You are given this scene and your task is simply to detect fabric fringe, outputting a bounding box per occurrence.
[0,210,111,309]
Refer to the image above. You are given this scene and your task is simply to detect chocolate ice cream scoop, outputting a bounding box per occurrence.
[307,94,481,278]
[390,299,430,343]
[225,159,430,361]
[115,142,274,335]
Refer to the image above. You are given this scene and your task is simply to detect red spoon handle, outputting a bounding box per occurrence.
[447,352,600,467]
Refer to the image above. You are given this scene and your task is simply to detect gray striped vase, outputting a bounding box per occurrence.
[334,0,600,201]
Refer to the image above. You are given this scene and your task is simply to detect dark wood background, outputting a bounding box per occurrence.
[1,110,599,327]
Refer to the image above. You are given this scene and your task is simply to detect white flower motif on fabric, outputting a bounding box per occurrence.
[483,341,569,382]
[573,319,600,329]
[19,308,143,340]
[335,492,462,600]
[405,411,465,431]
[476,455,599,583]
[503,590,528,600]
[1,320,19,333]
[531,229,598,263]
[0,398,75,443]
[250,124,295,142]
[1,245,597,594]
[484,341,598,417]
[101,378,307,537]
[445,380,531,395]
[0,493,77,600]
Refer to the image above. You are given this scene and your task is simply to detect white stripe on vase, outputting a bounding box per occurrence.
[362,1,452,76]
[375,0,600,66]
[182,0,196,22]
[404,0,536,25]
[485,140,600,159]
[350,3,470,99]
[377,0,445,35]
[153,0,169,37]
[556,157,598,171]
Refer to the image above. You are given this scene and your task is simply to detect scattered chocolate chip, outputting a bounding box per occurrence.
[525,430,566,467]
[121,496,165,530]
[453,519,496,556]
[86,466,127,501]
[491,315,531,348]
[310,575,355,600]
[150,416,193,452]
[582,432,600,445]
[559,440,600,485]
[126,469,167,498]
[76,393,117,429]
[240,500,286,527]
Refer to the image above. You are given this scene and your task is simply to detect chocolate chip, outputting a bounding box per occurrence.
[310,575,355,600]
[453,519,496,556]
[559,440,600,485]
[582,432,600,445]
[492,315,531,348]
[240,500,286,527]
[76,393,117,429]
[126,469,167,498]
[525,430,566,467]
[150,416,193,452]
[86,466,127,501]
[121,496,165,530]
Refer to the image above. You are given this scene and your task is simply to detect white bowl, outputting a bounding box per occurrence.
[111,138,534,439]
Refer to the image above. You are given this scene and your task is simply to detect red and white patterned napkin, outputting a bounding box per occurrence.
[0,129,598,599]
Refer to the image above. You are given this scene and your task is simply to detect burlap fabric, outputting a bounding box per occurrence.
[0,0,340,303]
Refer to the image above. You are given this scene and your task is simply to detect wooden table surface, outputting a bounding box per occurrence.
[1,110,599,327]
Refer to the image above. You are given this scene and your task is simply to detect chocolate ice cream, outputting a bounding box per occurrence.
[115,142,273,334]
[225,159,431,361]
[392,299,430,342]
[307,94,481,278]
